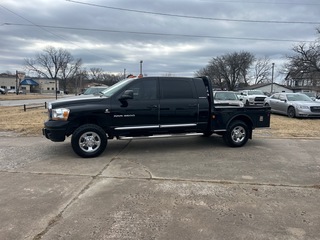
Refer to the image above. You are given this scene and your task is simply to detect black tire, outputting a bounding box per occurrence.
[287,106,295,118]
[264,103,270,107]
[71,124,107,158]
[245,100,249,106]
[223,121,249,147]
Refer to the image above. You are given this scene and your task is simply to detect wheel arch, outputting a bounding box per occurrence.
[66,114,112,137]
[286,105,296,118]
[287,105,295,111]
[226,115,253,139]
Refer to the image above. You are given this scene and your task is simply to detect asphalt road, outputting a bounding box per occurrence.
[0,94,69,106]
[0,135,319,240]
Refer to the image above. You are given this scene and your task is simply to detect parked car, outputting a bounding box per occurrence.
[7,89,23,94]
[0,87,5,94]
[301,92,319,101]
[240,90,268,106]
[264,92,320,118]
[82,86,109,95]
[213,91,244,107]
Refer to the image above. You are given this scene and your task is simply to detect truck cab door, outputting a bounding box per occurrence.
[159,77,198,131]
[110,77,159,133]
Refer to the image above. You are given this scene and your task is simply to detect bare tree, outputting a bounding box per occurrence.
[60,58,82,92]
[101,73,123,86]
[196,51,254,90]
[25,46,82,96]
[251,56,272,84]
[89,68,104,81]
[284,28,320,87]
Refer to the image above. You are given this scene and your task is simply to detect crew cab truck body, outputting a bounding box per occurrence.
[43,76,270,158]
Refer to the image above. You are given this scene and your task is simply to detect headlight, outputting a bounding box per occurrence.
[298,105,309,109]
[51,108,70,121]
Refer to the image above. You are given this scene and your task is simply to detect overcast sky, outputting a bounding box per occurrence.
[1,0,319,82]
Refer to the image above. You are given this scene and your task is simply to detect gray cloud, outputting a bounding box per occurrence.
[1,0,319,81]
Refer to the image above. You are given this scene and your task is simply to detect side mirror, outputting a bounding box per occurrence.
[119,90,134,100]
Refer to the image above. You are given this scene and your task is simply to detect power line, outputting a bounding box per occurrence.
[0,4,69,43]
[207,0,320,5]
[66,0,320,25]
[3,22,313,43]
[0,4,110,61]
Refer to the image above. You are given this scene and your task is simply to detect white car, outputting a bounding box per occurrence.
[301,92,320,102]
[240,90,268,106]
[213,91,244,107]
[7,89,23,94]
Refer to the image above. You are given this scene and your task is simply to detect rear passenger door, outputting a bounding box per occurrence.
[159,77,198,131]
[268,93,280,112]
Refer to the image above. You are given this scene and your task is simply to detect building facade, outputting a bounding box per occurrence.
[0,74,58,94]
[285,71,320,96]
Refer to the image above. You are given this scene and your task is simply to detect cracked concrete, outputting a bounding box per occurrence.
[0,135,320,239]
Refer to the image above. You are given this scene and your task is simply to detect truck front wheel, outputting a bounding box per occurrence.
[71,124,107,158]
[223,121,249,147]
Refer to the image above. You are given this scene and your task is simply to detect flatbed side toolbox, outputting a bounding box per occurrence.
[254,107,271,128]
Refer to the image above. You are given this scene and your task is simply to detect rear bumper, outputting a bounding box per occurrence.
[42,120,69,142]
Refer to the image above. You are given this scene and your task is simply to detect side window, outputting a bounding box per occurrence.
[279,94,286,101]
[160,78,195,99]
[126,78,157,100]
[193,78,207,98]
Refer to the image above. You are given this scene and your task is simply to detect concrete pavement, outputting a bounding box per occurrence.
[0,135,319,239]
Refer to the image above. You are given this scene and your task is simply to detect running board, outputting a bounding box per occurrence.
[117,133,204,140]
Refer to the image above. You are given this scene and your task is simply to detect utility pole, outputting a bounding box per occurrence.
[140,60,143,76]
[271,63,275,94]
[15,70,18,95]
[15,70,25,95]
[55,77,58,99]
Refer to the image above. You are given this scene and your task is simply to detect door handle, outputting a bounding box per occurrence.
[188,104,197,107]
[147,105,158,109]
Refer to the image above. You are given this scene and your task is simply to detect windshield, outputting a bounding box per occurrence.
[100,78,136,97]
[83,87,108,95]
[287,94,313,101]
[248,90,264,95]
[302,92,315,98]
[215,92,238,100]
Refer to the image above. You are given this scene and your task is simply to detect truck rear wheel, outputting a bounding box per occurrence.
[71,124,107,158]
[223,121,249,147]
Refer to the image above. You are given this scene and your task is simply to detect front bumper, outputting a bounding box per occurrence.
[42,120,70,142]
[296,108,320,117]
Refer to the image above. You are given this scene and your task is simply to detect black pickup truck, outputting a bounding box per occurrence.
[43,76,270,158]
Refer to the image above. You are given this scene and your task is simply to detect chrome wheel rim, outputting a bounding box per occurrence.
[231,126,246,143]
[78,131,101,153]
